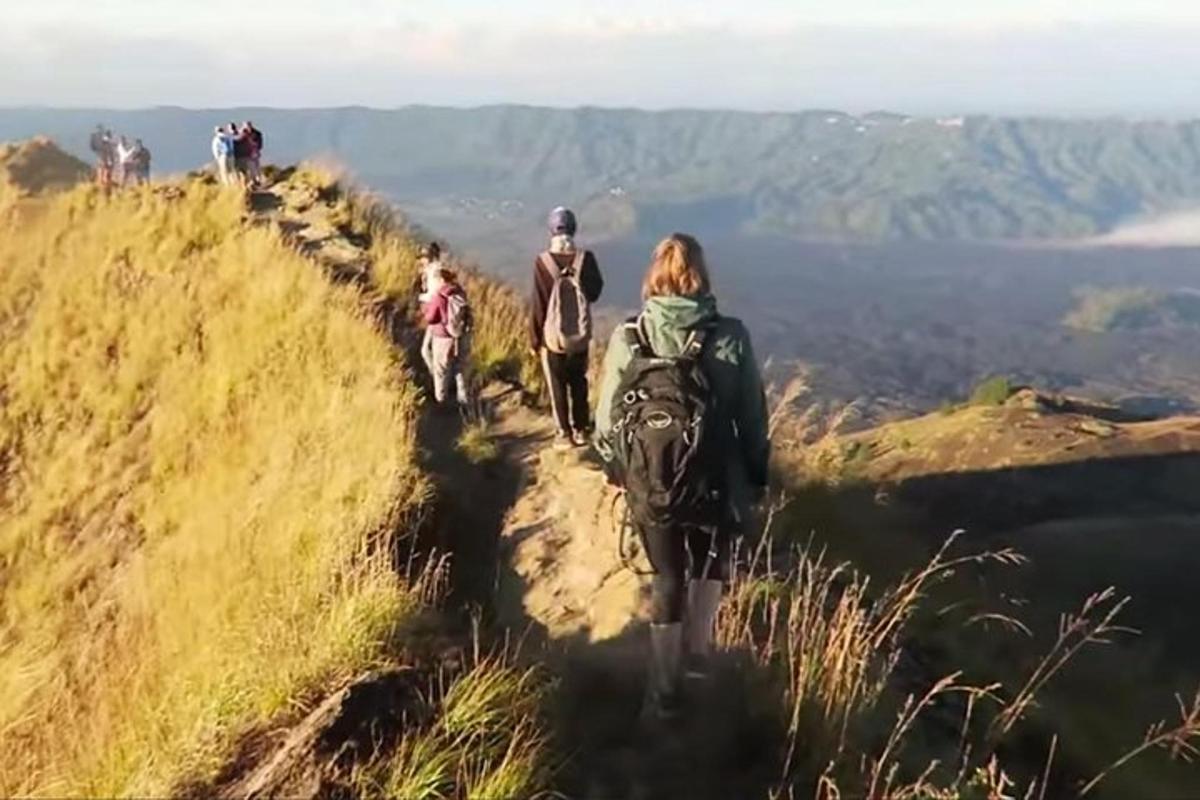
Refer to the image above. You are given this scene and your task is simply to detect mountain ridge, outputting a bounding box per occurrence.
[8,106,1200,242]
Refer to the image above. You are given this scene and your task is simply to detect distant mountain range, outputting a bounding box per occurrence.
[5,105,1200,241]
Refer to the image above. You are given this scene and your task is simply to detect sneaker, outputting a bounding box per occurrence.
[570,430,589,448]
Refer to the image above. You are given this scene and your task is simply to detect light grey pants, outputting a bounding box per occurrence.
[422,330,469,404]
[216,155,234,185]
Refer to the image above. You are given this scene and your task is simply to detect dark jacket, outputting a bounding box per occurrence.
[233,131,251,160]
[595,293,770,524]
[529,250,603,350]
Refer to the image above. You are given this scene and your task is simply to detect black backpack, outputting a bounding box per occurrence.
[609,317,725,529]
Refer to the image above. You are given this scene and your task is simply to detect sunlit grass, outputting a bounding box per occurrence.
[354,654,552,800]
[0,179,431,796]
[456,421,500,465]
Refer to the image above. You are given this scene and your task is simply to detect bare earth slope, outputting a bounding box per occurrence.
[0,136,90,195]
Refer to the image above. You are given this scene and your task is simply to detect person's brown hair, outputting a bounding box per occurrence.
[642,233,711,299]
[438,267,458,284]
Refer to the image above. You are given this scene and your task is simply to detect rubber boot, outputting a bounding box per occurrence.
[642,622,685,722]
[685,579,723,680]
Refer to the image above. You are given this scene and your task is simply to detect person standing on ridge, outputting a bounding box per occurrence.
[595,233,769,721]
[232,122,251,186]
[116,137,137,188]
[422,267,473,409]
[90,126,115,189]
[530,207,603,448]
[244,121,264,187]
[211,125,234,186]
[133,139,152,185]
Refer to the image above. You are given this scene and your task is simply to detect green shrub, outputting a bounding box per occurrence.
[969,375,1014,406]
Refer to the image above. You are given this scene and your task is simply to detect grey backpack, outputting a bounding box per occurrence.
[540,251,592,354]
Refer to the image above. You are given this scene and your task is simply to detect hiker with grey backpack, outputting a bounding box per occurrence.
[530,207,604,448]
[595,233,770,722]
[422,267,473,409]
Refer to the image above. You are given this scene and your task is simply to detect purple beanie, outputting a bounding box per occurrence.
[548,206,577,236]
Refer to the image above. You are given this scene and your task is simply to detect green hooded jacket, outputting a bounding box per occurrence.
[595,293,770,525]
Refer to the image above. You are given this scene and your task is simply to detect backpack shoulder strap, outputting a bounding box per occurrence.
[681,322,716,361]
[623,315,650,357]
[538,251,560,277]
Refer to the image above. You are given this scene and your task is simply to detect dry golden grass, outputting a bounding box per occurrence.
[339,183,542,392]
[353,649,553,800]
[723,518,1199,798]
[0,180,431,795]
[456,421,501,465]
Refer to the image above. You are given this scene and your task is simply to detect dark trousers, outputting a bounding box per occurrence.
[541,348,590,434]
[642,524,731,623]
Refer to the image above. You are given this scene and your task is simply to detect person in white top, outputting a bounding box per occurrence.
[417,242,445,303]
[116,137,138,187]
[211,126,233,186]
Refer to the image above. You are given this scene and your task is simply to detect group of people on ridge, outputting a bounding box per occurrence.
[420,206,770,721]
[211,122,265,188]
[89,125,152,189]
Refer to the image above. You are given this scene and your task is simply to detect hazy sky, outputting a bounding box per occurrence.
[5,0,1200,114]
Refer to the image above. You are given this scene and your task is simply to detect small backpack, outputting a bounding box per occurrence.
[445,287,473,339]
[609,317,725,529]
[540,251,593,354]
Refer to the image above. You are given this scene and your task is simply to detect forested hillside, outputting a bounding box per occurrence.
[6,106,1200,240]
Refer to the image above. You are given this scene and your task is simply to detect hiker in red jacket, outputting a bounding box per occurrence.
[529,207,603,448]
[423,268,473,408]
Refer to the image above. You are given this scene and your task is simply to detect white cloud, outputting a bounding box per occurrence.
[3,15,1200,115]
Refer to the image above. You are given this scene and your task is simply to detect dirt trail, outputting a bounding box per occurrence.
[494,413,649,640]
[443,390,773,800]
[246,174,774,798]
[248,171,650,637]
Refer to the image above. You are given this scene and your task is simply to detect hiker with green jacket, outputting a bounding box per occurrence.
[595,233,770,721]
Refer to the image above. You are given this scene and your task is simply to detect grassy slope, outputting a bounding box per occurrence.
[0,180,432,795]
[769,389,1200,795]
[4,144,1194,798]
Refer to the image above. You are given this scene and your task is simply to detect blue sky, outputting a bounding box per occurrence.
[5,0,1200,113]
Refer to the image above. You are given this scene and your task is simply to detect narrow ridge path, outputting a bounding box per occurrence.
[247,174,774,798]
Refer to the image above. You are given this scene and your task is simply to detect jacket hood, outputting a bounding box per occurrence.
[636,294,720,358]
[641,293,718,331]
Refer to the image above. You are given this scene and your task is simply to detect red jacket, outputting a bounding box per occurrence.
[424,283,459,338]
